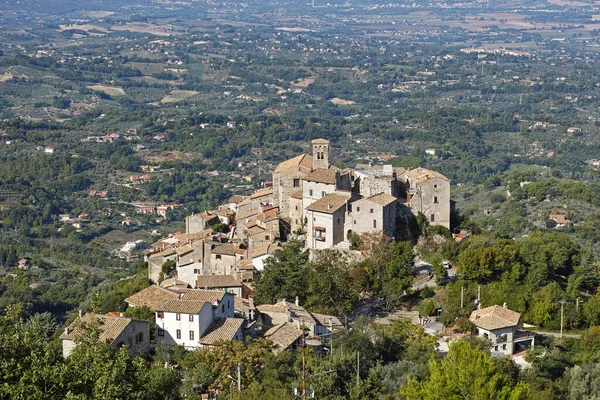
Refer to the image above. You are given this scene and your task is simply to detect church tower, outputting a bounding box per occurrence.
[311,138,329,170]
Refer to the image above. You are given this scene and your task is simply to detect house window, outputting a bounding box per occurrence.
[194,269,200,274]
[157,328,165,337]
[357,207,360,212]
[176,329,181,339]
[189,314,194,322]
[265,235,270,240]
[430,214,435,222]
[176,313,181,321]
[315,227,326,241]
[222,304,225,313]
[373,220,377,229]
[353,220,356,224]
[322,191,326,197]
[293,179,300,187]
[434,197,438,203]
[295,206,299,211]
[157,312,164,319]
[135,332,144,343]
[310,189,313,196]
[189,331,194,340]
[370,208,373,213]
[434,184,438,189]
[494,346,498,352]
[216,255,222,260]
[502,344,507,350]
[228,300,231,309]
[296,219,299,224]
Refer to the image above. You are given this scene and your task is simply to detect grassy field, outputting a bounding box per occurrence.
[159,90,198,103]
[186,63,204,80]
[87,85,126,96]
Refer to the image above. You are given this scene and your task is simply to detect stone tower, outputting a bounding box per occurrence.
[311,138,329,170]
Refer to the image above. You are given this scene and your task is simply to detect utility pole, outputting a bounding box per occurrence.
[559,299,567,338]
[237,363,241,392]
[302,323,306,400]
[461,286,464,309]
[477,285,481,308]
[576,297,580,314]
[356,351,360,387]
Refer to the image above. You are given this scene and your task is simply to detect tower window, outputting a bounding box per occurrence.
[293,179,300,187]
[431,214,435,222]
[434,197,438,203]
[373,220,377,228]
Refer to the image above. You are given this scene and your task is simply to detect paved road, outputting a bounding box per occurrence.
[411,258,457,291]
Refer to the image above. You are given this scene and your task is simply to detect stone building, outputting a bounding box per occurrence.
[351,192,398,238]
[401,167,451,229]
[60,313,150,358]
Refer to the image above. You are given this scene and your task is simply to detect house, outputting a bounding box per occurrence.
[549,214,572,228]
[263,322,303,354]
[305,193,350,250]
[256,299,342,339]
[196,274,243,297]
[60,312,150,358]
[469,304,535,356]
[401,167,451,229]
[155,290,238,349]
[17,258,30,270]
[351,192,398,238]
[198,318,245,349]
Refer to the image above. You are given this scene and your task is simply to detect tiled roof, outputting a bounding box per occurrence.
[311,138,330,144]
[196,274,242,288]
[256,304,287,313]
[238,259,255,270]
[199,318,244,345]
[178,289,227,304]
[160,278,190,289]
[290,190,303,199]
[311,312,343,329]
[404,167,450,183]
[258,207,279,222]
[175,245,193,256]
[364,192,397,207]
[469,305,521,330]
[157,299,208,314]
[274,154,313,173]
[305,167,337,184]
[212,243,236,256]
[148,247,176,259]
[59,313,136,343]
[235,209,259,221]
[306,193,349,214]
[250,242,278,258]
[248,225,266,236]
[227,195,247,204]
[250,187,273,199]
[263,322,302,352]
[125,285,179,311]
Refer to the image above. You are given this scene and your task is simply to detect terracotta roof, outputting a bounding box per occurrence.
[160,278,190,289]
[311,138,330,144]
[212,243,236,256]
[250,187,273,199]
[238,259,255,270]
[256,304,287,313]
[263,322,303,352]
[250,242,278,258]
[60,313,138,343]
[196,274,242,289]
[175,245,193,256]
[469,305,521,330]
[157,299,209,314]
[227,195,247,204]
[248,225,266,236]
[177,289,227,304]
[549,214,572,224]
[290,190,303,199]
[304,167,337,184]
[404,167,450,183]
[236,209,259,222]
[258,207,279,222]
[311,312,343,329]
[363,192,397,207]
[199,318,244,345]
[274,154,313,173]
[125,285,179,311]
[306,193,349,214]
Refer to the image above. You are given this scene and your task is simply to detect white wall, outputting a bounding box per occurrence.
[156,302,214,349]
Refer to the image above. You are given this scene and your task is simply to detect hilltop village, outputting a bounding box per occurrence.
[93,139,451,352]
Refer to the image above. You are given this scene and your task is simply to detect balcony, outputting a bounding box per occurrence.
[514,329,536,342]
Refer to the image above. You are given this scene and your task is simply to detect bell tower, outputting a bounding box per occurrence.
[311,138,329,170]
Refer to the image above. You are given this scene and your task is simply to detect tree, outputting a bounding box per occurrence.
[305,249,360,316]
[254,240,309,305]
[402,340,532,399]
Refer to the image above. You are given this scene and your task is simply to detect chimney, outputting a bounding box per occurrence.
[503,302,507,308]
[179,292,184,300]
[78,310,82,318]
[328,203,332,210]
[64,326,69,335]
[295,296,299,307]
